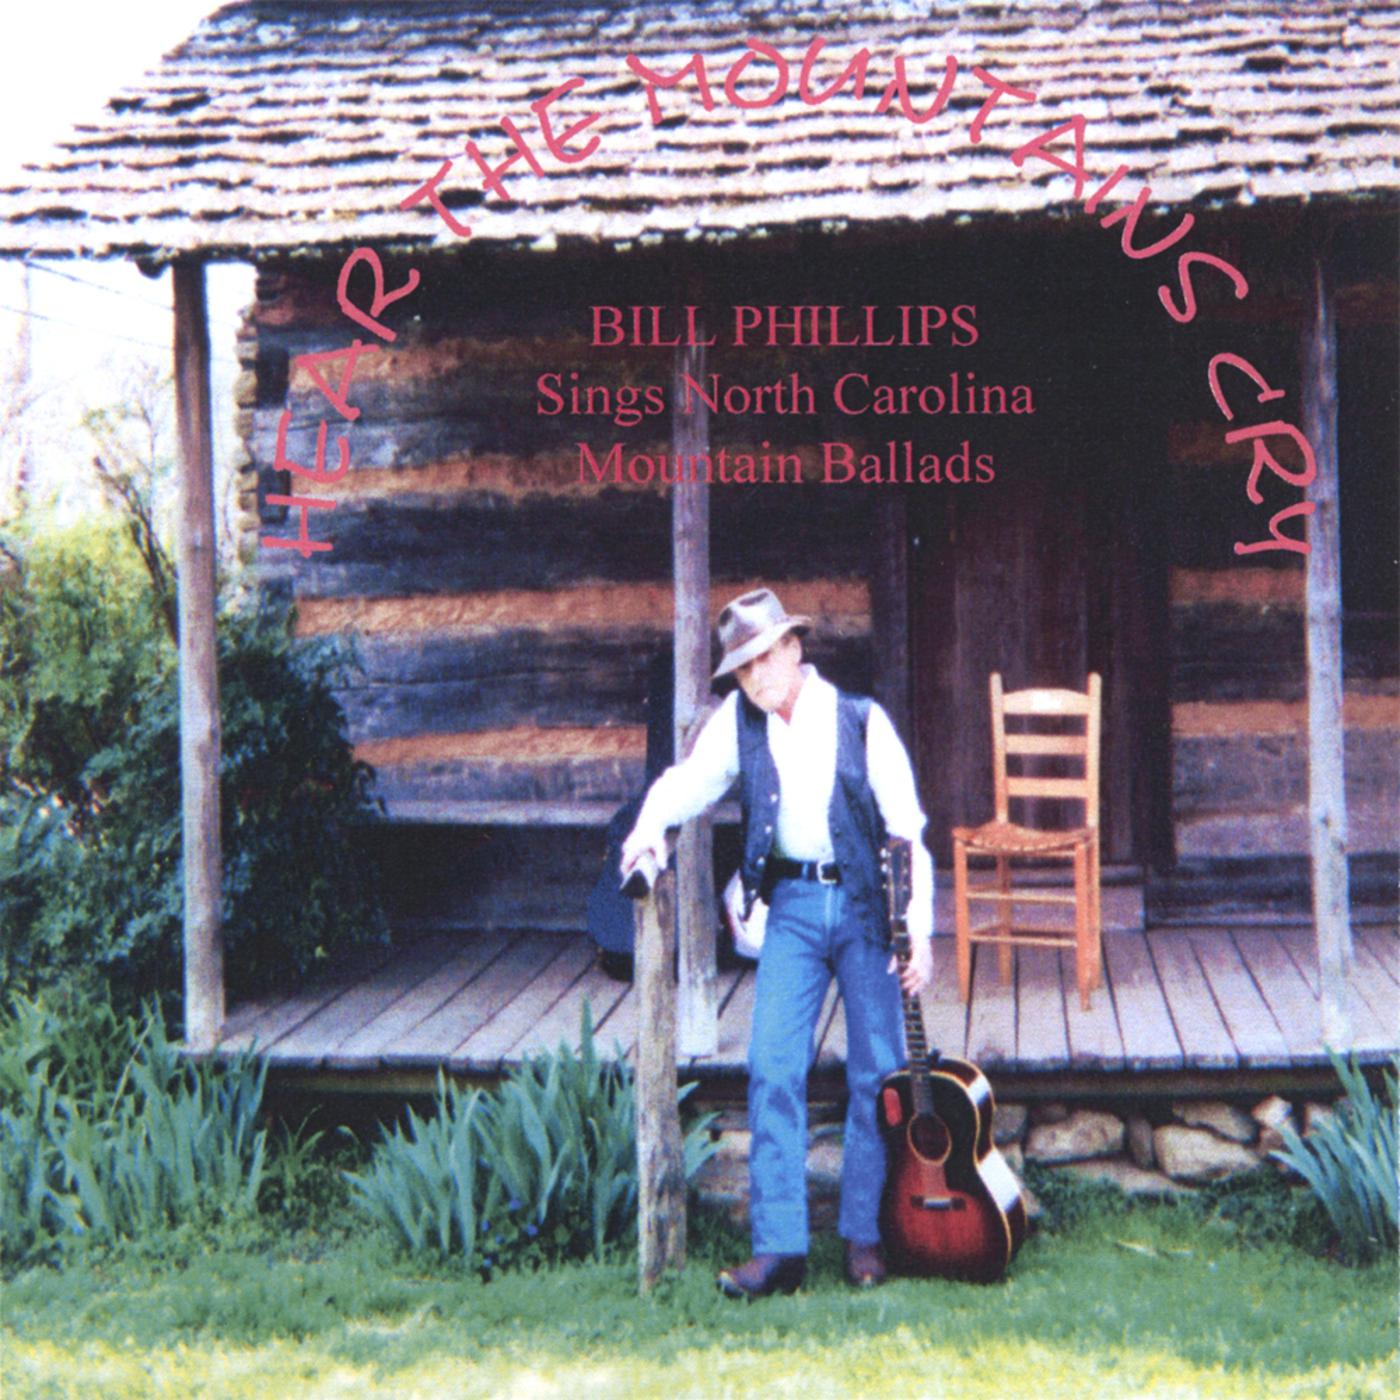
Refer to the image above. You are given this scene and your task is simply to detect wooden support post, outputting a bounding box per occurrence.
[173,259,224,1052]
[673,337,718,1057]
[871,491,910,741]
[1301,250,1352,1048]
[635,870,685,1291]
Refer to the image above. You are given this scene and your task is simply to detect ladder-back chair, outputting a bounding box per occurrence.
[952,673,1103,1010]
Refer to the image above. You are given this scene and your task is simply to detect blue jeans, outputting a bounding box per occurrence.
[747,878,906,1255]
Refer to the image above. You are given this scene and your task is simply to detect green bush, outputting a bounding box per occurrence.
[0,993,268,1266]
[346,1008,717,1274]
[1270,1052,1398,1264]
[0,520,387,1007]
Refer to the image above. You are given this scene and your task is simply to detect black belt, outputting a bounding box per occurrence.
[767,857,841,885]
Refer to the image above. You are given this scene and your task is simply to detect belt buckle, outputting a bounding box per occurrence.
[817,862,839,885]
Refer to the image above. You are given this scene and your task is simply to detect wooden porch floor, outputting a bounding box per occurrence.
[214,887,1399,1097]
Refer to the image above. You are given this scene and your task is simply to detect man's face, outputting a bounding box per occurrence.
[735,631,804,713]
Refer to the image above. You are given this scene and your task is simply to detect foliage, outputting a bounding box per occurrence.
[0,993,268,1266]
[346,1007,718,1274]
[1270,1052,1399,1264]
[0,519,387,1007]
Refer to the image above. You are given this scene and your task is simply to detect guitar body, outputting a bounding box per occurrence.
[876,1055,1029,1283]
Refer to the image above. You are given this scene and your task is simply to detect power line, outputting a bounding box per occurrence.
[22,259,172,312]
[0,299,240,368]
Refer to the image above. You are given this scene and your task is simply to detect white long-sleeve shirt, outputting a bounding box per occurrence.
[632,666,934,940]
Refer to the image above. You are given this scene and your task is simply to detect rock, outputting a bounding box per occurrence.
[993,1102,1029,1146]
[1171,1099,1257,1144]
[1251,1095,1296,1156]
[1001,1141,1025,1175]
[1055,1158,1196,1197]
[1025,1109,1125,1163]
[692,1150,749,1225]
[1153,1125,1261,1184]
[806,1137,844,1190]
[1126,1114,1156,1170]
[710,1128,751,1157]
[1029,1101,1070,1126]
[1251,1095,1291,1130]
[1303,1101,1337,1135]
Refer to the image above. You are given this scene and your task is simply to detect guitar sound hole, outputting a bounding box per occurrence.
[910,1114,950,1160]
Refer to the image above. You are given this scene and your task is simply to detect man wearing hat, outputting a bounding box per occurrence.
[621,587,934,1297]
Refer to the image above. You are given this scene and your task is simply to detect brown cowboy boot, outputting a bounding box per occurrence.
[716,1253,806,1300]
[844,1240,887,1288]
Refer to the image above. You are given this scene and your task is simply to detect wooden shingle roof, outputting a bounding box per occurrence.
[2,0,1397,259]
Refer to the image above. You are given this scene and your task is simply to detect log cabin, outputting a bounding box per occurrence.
[0,0,1395,1097]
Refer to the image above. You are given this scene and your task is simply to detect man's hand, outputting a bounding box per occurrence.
[888,935,934,995]
[620,823,667,881]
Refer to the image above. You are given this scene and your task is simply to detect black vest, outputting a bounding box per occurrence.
[736,685,889,941]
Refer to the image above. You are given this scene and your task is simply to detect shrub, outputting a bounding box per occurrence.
[0,994,268,1266]
[346,1008,717,1274]
[0,520,387,1007]
[1270,1052,1399,1264]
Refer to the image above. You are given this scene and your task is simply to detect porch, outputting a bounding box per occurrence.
[213,884,1399,1101]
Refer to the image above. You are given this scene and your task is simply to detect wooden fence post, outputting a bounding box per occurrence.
[635,869,685,1291]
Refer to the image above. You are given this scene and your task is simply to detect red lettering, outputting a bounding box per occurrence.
[625,53,716,124]
[262,494,336,558]
[274,412,350,487]
[1207,352,1286,422]
[724,40,789,109]
[797,37,870,106]
[398,159,473,238]
[1160,251,1250,324]
[591,306,624,347]
[1234,501,1314,557]
[1098,184,1196,260]
[1228,419,1318,504]
[336,248,420,343]
[294,340,377,423]
[532,78,601,164]
[1082,164,1130,215]
[466,119,547,201]
[875,54,958,125]
[1011,115,1091,200]
[968,66,1036,144]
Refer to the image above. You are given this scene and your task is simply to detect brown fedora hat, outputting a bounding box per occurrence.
[712,588,811,679]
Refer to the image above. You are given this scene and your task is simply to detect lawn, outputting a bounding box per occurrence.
[4,1185,1395,1400]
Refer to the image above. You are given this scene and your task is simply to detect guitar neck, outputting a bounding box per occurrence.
[892,930,937,1118]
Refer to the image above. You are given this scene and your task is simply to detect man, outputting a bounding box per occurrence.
[621,587,934,1297]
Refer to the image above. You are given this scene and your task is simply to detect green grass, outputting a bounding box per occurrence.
[3,1184,1395,1400]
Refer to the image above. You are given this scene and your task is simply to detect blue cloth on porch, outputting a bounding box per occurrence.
[586,650,675,958]
[747,878,905,1254]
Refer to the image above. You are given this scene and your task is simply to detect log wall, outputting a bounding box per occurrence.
[241,212,1398,930]
[1158,213,1398,877]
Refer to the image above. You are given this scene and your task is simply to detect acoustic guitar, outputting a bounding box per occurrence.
[876,837,1029,1282]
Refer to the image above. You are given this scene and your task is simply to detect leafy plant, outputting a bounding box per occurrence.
[1270,1052,1398,1264]
[346,1007,718,1274]
[0,994,269,1266]
[0,520,387,1007]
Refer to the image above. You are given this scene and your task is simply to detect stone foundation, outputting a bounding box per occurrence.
[692,1091,1325,1227]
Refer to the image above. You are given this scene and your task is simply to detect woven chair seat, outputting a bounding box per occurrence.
[952,819,1094,856]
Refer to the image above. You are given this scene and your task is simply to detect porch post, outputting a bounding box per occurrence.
[672,335,718,1057]
[173,258,225,1051]
[1300,247,1352,1047]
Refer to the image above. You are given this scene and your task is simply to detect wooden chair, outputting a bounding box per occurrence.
[952,673,1103,1010]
